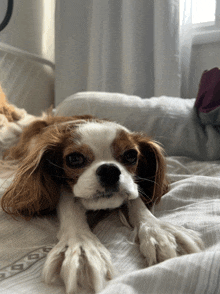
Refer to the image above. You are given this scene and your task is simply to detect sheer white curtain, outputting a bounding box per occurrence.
[55,0,188,103]
[154,0,180,97]
[179,0,193,98]
[56,0,182,103]
[55,0,155,105]
[179,0,220,98]
[154,0,220,98]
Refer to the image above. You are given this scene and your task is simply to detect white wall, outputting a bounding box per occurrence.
[0,0,8,26]
[188,41,220,98]
[0,0,55,115]
[0,0,54,62]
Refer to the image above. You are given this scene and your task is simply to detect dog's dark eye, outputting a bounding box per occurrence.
[66,152,86,168]
[122,149,138,165]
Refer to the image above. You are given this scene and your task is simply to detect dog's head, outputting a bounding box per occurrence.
[1,115,168,218]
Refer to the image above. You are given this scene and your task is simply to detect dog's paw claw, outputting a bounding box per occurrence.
[138,221,203,265]
[43,235,113,293]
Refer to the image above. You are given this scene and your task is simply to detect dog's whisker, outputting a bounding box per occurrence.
[135,175,161,188]
[50,174,71,180]
[138,187,154,204]
[46,159,68,172]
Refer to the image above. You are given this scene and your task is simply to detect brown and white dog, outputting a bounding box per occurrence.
[0,102,203,293]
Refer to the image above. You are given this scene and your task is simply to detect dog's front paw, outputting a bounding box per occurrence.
[138,221,203,266]
[42,234,113,294]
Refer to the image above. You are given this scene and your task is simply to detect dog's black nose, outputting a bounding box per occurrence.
[96,164,121,187]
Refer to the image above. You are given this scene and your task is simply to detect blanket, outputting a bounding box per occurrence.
[1,92,220,294]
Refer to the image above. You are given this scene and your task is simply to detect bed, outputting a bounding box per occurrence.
[1,89,220,294]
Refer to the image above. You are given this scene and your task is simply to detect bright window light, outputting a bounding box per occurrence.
[192,0,216,24]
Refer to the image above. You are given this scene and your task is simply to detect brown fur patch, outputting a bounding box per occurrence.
[63,143,95,184]
[132,133,169,208]
[111,130,140,174]
[112,129,169,208]
[0,86,24,122]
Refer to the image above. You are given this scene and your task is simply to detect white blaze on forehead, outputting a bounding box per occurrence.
[77,121,129,159]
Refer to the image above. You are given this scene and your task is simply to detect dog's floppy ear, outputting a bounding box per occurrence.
[1,120,66,219]
[1,114,96,219]
[1,145,63,220]
[134,134,169,208]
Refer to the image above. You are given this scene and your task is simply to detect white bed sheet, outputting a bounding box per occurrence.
[1,92,220,294]
[1,157,220,294]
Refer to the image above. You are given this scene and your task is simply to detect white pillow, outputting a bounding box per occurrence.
[55,91,220,160]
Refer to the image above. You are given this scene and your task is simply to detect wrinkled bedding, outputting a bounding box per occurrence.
[1,92,220,294]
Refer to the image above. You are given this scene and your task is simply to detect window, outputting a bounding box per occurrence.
[192,0,216,24]
[180,0,220,44]
[180,0,217,26]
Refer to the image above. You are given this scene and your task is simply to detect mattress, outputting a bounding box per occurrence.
[1,92,220,294]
